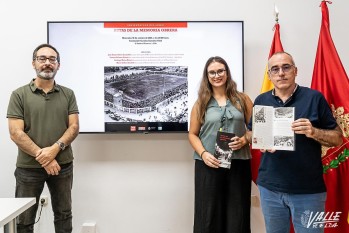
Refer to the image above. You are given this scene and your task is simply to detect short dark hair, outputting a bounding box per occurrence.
[32,44,60,63]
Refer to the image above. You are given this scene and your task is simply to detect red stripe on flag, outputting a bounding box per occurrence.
[268,23,284,58]
[311,2,349,233]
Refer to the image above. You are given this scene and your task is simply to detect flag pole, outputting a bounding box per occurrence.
[274,4,279,23]
[260,4,283,93]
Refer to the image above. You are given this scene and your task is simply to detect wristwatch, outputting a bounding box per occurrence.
[55,141,66,151]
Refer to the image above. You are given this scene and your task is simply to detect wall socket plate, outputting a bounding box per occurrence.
[40,195,49,206]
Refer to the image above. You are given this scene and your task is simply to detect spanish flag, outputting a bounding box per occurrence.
[311,1,349,232]
[260,23,284,93]
[251,22,284,182]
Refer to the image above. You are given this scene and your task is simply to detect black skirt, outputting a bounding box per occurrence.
[194,159,251,233]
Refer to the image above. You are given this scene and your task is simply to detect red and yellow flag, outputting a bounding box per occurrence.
[311,1,349,232]
[251,23,284,182]
[260,23,284,93]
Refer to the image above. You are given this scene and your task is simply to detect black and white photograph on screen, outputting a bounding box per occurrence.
[104,66,188,131]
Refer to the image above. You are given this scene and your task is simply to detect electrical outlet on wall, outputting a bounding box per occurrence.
[40,195,49,206]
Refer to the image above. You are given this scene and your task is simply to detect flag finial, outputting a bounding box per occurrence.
[274,4,279,23]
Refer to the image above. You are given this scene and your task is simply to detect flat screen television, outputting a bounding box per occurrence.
[47,21,244,133]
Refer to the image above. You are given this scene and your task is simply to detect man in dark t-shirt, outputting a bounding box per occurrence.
[246,52,342,233]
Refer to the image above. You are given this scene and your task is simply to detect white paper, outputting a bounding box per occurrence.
[252,105,295,151]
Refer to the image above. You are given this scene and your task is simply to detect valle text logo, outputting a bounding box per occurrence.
[301,210,341,229]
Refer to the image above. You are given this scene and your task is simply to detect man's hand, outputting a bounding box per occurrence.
[35,144,60,167]
[260,149,276,153]
[292,118,314,137]
[43,159,61,175]
[292,118,343,147]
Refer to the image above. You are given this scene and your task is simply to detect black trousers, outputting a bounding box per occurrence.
[194,159,251,233]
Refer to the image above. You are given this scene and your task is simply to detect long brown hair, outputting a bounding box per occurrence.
[196,56,247,123]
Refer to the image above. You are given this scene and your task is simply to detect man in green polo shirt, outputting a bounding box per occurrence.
[7,44,79,233]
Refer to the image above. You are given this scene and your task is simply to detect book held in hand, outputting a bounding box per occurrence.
[214,131,235,169]
[252,105,295,151]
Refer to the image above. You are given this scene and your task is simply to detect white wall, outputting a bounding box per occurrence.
[1,0,348,233]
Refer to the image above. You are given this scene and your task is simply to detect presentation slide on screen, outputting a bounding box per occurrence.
[48,21,243,133]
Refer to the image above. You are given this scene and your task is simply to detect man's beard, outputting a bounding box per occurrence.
[36,69,57,80]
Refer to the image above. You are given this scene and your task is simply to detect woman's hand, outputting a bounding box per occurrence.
[229,136,248,151]
[201,151,220,168]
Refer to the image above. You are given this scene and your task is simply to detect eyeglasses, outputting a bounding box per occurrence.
[35,56,58,64]
[207,69,226,78]
[268,64,294,75]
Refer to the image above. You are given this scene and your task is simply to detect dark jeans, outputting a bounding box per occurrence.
[14,162,73,233]
[194,159,251,233]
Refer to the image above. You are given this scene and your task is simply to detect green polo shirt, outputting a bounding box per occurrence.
[7,79,79,168]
